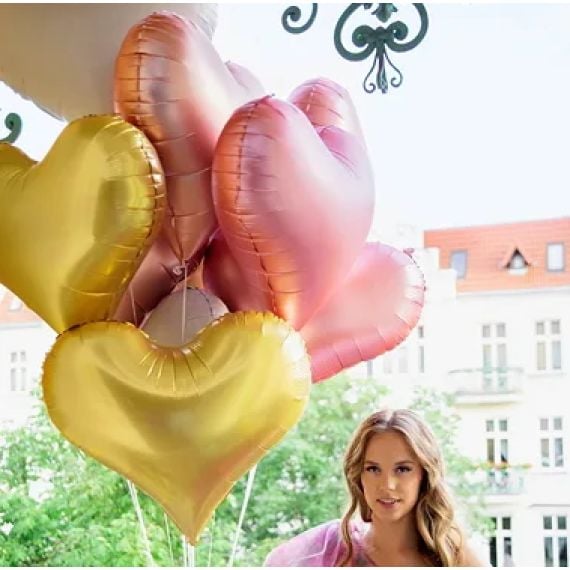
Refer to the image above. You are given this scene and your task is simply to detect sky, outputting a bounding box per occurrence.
[1,3,569,239]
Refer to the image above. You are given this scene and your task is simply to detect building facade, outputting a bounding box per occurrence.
[352,217,570,567]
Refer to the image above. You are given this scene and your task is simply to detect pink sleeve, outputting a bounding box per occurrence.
[264,520,348,567]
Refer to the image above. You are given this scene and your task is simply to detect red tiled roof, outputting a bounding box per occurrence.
[0,289,42,324]
[424,218,570,292]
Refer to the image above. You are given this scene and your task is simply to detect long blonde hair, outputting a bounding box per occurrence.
[338,409,463,566]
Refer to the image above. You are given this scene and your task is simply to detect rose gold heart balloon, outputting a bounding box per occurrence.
[288,77,366,143]
[114,12,264,325]
[204,231,264,312]
[300,243,425,382]
[207,79,374,330]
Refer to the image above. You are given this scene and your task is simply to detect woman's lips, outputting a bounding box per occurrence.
[377,498,401,508]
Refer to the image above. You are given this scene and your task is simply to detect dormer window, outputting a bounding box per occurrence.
[501,246,530,276]
[509,252,526,270]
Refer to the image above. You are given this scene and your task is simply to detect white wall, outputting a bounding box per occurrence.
[0,317,56,428]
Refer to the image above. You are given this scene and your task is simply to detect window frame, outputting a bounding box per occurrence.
[450,249,468,279]
[543,513,569,567]
[547,243,565,272]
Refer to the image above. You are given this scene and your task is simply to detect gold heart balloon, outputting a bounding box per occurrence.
[42,312,311,544]
[0,115,165,332]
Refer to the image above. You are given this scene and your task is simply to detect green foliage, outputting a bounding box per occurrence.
[0,375,485,566]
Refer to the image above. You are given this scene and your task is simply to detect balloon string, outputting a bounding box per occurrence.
[181,535,194,567]
[187,542,195,567]
[181,534,187,567]
[228,464,258,567]
[181,264,188,344]
[207,510,217,567]
[126,480,156,566]
[164,512,174,566]
[129,284,137,325]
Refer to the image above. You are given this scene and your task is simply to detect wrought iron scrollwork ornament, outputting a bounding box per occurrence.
[0,111,23,144]
[282,3,429,94]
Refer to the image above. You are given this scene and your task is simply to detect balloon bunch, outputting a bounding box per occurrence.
[0,7,425,545]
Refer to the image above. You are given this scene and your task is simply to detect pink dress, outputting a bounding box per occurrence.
[264,519,376,567]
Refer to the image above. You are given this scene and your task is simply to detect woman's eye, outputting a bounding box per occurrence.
[365,465,379,473]
[396,466,412,474]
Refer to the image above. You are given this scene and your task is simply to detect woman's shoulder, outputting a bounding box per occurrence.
[264,519,346,567]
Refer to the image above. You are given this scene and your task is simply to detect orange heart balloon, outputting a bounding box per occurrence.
[42,312,311,544]
[114,11,265,325]
[207,79,375,330]
[0,115,165,332]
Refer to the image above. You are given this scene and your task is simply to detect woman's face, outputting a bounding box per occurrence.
[360,430,424,524]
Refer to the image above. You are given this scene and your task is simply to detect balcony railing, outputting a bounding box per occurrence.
[484,466,526,495]
[447,367,524,396]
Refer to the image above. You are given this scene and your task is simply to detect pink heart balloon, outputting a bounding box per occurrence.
[113,11,264,324]
[300,243,425,382]
[207,79,374,330]
[204,238,424,383]
[288,77,366,143]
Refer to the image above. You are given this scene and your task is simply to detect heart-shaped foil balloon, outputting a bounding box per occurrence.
[0,4,217,120]
[142,287,228,346]
[42,312,311,544]
[114,11,265,325]
[0,115,165,332]
[207,79,375,330]
[204,238,425,383]
[301,243,425,382]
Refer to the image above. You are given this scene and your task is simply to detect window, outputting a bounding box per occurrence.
[382,347,410,375]
[486,419,509,464]
[382,353,393,375]
[506,249,529,275]
[543,515,568,567]
[366,360,374,378]
[490,516,514,567]
[450,250,468,279]
[397,346,408,374]
[540,417,565,468]
[547,243,565,272]
[8,350,28,392]
[509,252,526,269]
[536,320,563,371]
[482,323,508,390]
[417,325,425,374]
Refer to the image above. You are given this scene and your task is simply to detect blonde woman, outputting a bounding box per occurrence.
[265,409,483,567]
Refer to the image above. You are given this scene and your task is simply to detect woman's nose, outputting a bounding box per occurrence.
[379,472,397,491]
